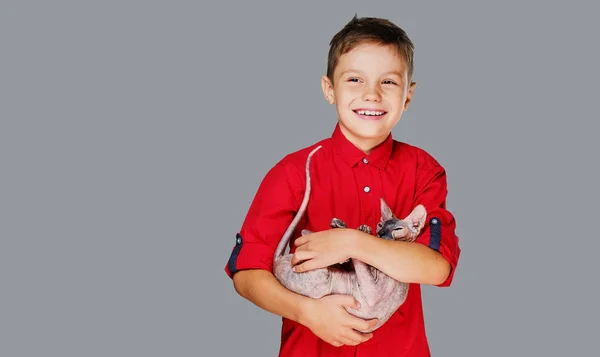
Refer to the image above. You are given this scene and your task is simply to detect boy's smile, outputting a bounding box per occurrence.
[321,42,416,153]
[352,108,387,120]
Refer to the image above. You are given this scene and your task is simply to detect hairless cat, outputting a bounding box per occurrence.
[273,145,428,333]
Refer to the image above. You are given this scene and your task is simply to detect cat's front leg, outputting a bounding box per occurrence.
[330,218,347,229]
[357,224,372,235]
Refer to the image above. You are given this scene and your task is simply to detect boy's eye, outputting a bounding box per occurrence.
[383,80,397,85]
[348,78,360,82]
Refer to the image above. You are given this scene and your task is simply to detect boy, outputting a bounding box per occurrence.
[224,15,461,357]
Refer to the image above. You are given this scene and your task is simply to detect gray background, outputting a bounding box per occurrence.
[2,1,598,356]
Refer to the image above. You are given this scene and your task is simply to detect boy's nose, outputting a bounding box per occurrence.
[362,86,382,102]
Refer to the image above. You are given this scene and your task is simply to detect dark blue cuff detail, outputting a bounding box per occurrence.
[227,233,243,274]
[429,217,441,251]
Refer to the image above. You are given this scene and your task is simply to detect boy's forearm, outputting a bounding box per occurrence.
[350,231,451,285]
[232,269,312,324]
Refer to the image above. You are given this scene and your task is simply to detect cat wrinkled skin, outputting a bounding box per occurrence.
[272,145,427,332]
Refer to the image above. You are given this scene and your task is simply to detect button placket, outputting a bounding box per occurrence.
[354,157,380,227]
[361,158,371,193]
[360,158,371,194]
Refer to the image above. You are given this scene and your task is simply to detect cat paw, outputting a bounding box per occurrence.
[358,224,372,235]
[330,218,347,229]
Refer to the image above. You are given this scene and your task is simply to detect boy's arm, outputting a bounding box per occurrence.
[350,158,461,287]
[224,161,305,313]
[225,159,377,346]
[350,233,453,286]
[232,269,310,323]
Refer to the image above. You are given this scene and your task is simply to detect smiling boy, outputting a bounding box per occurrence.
[225,15,461,357]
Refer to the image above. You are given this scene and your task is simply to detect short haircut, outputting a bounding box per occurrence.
[327,14,415,84]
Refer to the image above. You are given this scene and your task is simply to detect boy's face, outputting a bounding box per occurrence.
[321,42,416,152]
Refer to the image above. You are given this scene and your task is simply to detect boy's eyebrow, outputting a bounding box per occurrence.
[338,69,360,77]
[383,71,404,78]
[339,69,404,78]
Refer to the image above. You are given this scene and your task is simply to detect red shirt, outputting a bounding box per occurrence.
[225,124,461,357]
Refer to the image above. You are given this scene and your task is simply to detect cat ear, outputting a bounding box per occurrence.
[380,197,394,221]
[403,204,427,235]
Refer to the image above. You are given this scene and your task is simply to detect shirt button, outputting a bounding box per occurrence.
[362,158,368,164]
[363,186,371,193]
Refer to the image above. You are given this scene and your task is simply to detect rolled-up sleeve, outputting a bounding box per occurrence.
[413,157,461,287]
[224,161,301,279]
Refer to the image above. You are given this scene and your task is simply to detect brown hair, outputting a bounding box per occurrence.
[326,14,415,84]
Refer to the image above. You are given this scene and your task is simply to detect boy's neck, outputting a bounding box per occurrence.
[338,123,390,155]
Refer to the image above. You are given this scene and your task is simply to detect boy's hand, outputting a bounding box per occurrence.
[299,294,378,347]
[292,229,357,272]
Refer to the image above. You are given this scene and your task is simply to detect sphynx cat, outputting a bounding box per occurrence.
[272,145,428,333]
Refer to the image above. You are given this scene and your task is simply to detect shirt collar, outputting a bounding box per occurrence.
[330,123,393,170]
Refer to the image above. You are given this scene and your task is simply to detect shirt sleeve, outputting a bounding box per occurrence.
[224,160,302,279]
[412,156,461,287]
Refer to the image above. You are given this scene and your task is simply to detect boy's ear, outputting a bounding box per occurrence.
[403,81,417,111]
[321,75,335,104]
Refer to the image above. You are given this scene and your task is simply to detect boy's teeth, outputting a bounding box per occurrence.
[357,110,384,116]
